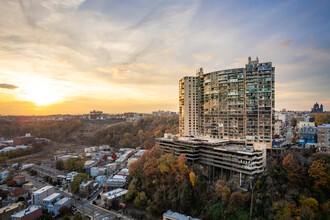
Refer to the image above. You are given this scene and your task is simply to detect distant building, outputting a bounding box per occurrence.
[103,175,127,192]
[53,197,70,216]
[13,134,35,146]
[163,210,200,220]
[8,188,29,202]
[0,202,23,220]
[13,176,26,185]
[42,193,60,210]
[152,110,177,117]
[79,181,94,198]
[101,188,127,208]
[297,121,315,130]
[23,182,34,191]
[274,120,283,137]
[298,126,318,146]
[11,205,42,220]
[89,110,104,120]
[311,102,323,113]
[318,124,330,151]
[32,186,55,205]
[0,170,9,181]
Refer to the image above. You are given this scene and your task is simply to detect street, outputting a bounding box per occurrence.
[24,173,124,220]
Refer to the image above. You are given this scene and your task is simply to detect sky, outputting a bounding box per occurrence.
[0,0,329,115]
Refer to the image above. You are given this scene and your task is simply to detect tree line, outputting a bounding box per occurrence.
[80,115,178,149]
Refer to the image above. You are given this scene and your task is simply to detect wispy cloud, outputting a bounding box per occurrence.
[0,83,18,89]
[279,39,294,47]
[0,0,329,114]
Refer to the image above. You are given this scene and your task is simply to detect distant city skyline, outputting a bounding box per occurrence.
[0,0,329,115]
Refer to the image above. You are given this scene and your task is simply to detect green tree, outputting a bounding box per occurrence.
[134,191,148,209]
[56,159,64,170]
[70,173,92,194]
[73,213,83,220]
[62,216,70,220]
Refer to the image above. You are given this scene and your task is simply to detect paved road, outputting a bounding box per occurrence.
[280,126,293,147]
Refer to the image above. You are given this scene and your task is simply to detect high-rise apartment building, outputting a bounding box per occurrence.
[179,76,198,136]
[179,57,275,149]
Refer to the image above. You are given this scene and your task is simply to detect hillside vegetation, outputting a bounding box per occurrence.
[0,115,178,150]
[127,147,330,219]
[80,115,178,149]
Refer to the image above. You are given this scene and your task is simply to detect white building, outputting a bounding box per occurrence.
[179,76,199,137]
[54,197,71,216]
[101,188,127,207]
[298,121,315,129]
[42,193,60,210]
[66,172,78,182]
[90,167,107,177]
[0,170,9,181]
[32,186,55,205]
[318,124,330,151]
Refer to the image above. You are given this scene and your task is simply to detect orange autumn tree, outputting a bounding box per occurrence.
[308,159,329,190]
[127,146,206,216]
[282,153,301,183]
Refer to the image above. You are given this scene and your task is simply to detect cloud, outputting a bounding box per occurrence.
[0,83,18,89]
[279,39,294,46]
[192,54,213,61]
[0,0,329,113]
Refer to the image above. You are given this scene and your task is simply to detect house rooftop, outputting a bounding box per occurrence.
[8,188,28,197]
[43,193,60,202]
[11,205,41,218]
[319,124,330,128]
[55,197,70,206]
[33,186,54,195]
[163,210,200,220]
[102,188,127,200]
[0,202,22,214]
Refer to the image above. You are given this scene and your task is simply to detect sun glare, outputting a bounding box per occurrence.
[17,78,65,106]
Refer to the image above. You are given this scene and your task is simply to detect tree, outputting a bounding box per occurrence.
[7,180,15,187]
[0,157,8,165]
[56,159,64,170]
[291,118,297,128]
[111,153,117,160]
[73,213,83,220]
[134,191,148,209]
[62,216,70,220]
[126,183,138,201]
[189,171,196,187]
[215,180,231,204]
[71,173,92,194]
[314,112,330,126]
[282,153,301,183]
[308,159,329,190]
[58,205,70,215]
[81,152,87,158]
[65,158,84,173]
[228,191,249,213]
[102,154,108,161]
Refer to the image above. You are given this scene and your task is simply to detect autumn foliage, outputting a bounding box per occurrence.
[127,147,213,217]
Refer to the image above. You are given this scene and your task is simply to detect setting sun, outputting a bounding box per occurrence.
[15,77,66,106]
[22,85,62,106]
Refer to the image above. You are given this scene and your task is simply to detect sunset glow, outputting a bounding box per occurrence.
[0,0,329,115]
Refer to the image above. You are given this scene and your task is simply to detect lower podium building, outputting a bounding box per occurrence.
[156,134,264,185]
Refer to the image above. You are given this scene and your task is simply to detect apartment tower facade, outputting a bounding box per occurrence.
[179,57,275,149]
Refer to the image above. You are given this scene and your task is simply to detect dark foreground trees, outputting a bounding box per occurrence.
[126,147,330,219]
